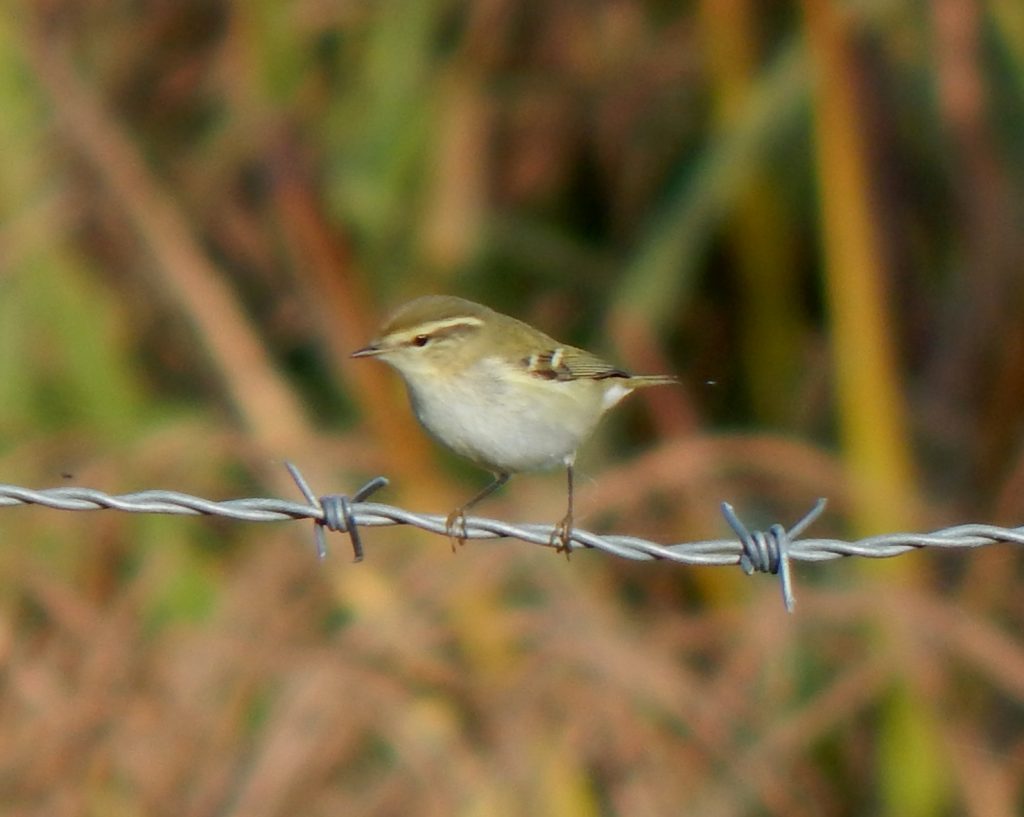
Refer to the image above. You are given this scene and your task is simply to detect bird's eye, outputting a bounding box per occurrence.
[412,334,430,347]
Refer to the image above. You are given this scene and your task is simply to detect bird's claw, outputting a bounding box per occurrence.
[445,508,469,552]
[550,512,574,560]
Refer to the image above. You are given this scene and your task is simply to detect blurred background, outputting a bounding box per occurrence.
[2,0,1024,815]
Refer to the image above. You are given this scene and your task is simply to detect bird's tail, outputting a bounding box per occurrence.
[629,374,679,388]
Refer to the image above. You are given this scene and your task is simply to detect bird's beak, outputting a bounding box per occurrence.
[350,343,385,358]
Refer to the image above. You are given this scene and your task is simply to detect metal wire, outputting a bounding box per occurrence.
[2,462,1022,611]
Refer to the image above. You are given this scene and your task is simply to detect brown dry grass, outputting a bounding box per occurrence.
[2,2,1024,815]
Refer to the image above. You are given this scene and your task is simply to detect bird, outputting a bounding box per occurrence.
[351,295,677,553]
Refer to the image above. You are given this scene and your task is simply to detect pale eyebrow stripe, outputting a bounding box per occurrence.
[395,316,484,341]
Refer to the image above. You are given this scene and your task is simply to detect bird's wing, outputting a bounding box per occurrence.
[522,345,630,382]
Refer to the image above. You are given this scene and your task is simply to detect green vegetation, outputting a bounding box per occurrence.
[1,1,1023,814]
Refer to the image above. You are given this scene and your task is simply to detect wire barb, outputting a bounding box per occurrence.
[285,462,388,562]
[721,498,827,612]
[1,466,1022,611]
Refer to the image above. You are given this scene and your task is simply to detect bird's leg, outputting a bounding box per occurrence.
[551,464,574,558]
[446,472,510,549]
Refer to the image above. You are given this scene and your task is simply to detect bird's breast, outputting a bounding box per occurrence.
[400,362,623,473]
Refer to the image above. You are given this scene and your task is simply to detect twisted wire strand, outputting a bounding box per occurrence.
[2,463,1022,610]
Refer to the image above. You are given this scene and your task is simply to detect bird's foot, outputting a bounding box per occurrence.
[445,507,469,552]
[550,512,574,560]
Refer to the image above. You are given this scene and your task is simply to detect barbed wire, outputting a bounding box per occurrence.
[2,462,1023,612]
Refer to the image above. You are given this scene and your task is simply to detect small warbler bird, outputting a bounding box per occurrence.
[351,295,677,552]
